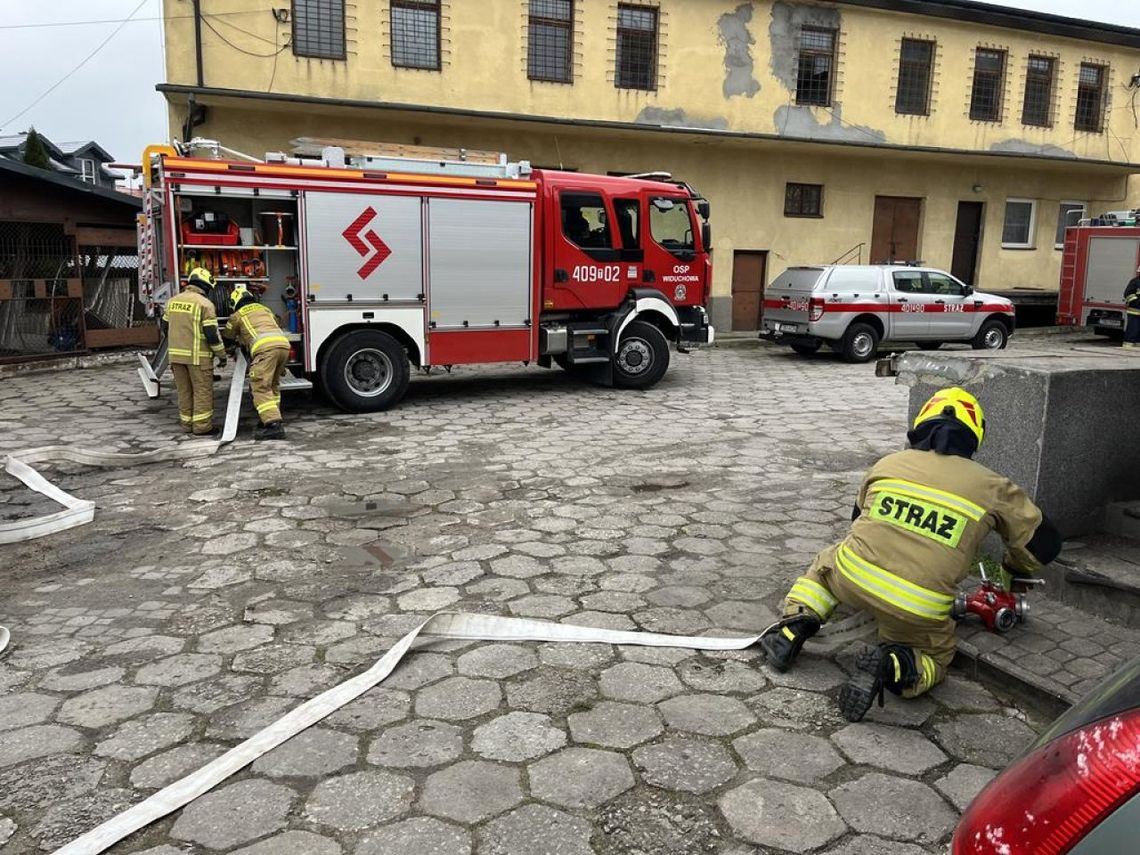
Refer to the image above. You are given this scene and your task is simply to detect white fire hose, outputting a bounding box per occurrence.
[0,354,247,546]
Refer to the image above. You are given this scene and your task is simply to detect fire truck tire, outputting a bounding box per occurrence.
[840,322,880,363]
[972,319,1008,350]
[613,320,670,389]
[322,330,410,413]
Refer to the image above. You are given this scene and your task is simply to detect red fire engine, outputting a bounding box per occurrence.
[136,139,714,412]
[1057,221,1140,335]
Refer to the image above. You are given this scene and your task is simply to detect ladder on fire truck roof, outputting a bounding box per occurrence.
[178,137,534,181]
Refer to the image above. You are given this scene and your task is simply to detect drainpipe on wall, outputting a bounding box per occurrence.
[193,0,204,87]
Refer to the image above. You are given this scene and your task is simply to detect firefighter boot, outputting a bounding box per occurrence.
[758,614,821,672]
[838,643,919,722]
[255,421,286,441]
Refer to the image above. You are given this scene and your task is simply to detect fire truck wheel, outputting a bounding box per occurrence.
[840,322,880,363]
[972,319,1009,350]
[322,330,410,413]
[613,320,670,389]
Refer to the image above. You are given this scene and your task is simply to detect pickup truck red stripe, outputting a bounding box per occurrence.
[762,299,1014,314]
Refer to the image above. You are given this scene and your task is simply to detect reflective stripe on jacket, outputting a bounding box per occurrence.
[225,303,290,355]
[163,287,224,367]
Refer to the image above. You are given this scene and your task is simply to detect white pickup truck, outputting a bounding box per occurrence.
[760,265,1016,363]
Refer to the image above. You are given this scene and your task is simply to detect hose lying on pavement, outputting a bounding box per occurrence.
[0,353,247,546]
[55,611,778,855]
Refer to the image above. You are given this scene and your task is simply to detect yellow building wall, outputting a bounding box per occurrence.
[170,99,1128,319]
[161,1,1140,326]
[164,0,1140,163]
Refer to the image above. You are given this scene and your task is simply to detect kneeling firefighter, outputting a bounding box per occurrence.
[759,388,1062,722]
[224,284,291,440]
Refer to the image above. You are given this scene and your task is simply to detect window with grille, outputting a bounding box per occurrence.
[969,48,1006,122]
[1021,56,1055,127]
[1075,63,1107,132]
[79,159,97,184]
[528,0,573,83]
[1002,199,1036,248]
[895,39,934,116]
[391,0,441,70]
[615,5,658,91]
[292,0,346,60]
[796,27,836,106]
[784,183,823,218]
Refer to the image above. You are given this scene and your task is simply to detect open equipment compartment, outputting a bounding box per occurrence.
[172,188,304,368]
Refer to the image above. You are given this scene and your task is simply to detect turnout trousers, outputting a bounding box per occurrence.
[782,544,958,697]
[171,363,216,435]
[1124,312,1140,349]
[250,346,289,425]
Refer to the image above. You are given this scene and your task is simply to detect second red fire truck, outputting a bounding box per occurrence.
[1056,216,1140,336]
[137,140,714,412]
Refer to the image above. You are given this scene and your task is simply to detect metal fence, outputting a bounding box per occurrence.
[0,223,152,361]
[0,221,85,362]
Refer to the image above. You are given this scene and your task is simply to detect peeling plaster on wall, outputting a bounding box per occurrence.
[769,1,841,91]
[635,107,730,130]
[990,140,1079,159]
[719,4,761,99]
[775,104,886,144]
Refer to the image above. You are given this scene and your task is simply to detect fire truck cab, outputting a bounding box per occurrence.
[137,140,713,412]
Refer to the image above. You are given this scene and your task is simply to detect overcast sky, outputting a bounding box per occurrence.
[1,0,1140,165]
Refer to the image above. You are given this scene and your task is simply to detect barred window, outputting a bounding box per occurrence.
[391,0,440,70]
[615,5,658,91]
[796,27,836,106]
[969,48,1006,122]
[1021,56,1055,127]
[528,1,573,83]
[784,183,823,218]
[895,39,934,116]
[1075,63,1107,132]
[292,0,345,60]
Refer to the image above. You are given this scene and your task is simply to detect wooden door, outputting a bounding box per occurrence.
[951,201,984,286]
[870,197,923,264]
[731,250,767,331]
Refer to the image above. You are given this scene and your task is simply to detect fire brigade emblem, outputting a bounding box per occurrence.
[342,207,392,279]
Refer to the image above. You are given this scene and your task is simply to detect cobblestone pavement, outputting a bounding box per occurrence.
[0,345,1086,854]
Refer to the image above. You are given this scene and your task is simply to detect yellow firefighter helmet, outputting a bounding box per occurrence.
[913,387,986,449]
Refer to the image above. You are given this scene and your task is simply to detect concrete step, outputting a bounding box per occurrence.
[1036,535,1140,629]
[1103,501,1140,541]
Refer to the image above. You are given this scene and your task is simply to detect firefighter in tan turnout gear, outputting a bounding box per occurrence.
[224,284,290,440]
[162,267,226,435]
[760,387,1063,722]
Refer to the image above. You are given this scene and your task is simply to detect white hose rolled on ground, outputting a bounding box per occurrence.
[0,354,247,545]
[53,612,771,855]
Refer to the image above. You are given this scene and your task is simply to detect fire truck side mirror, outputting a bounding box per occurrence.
[962,284,974,296]
[702,223,712,251]
[697,200,710,220]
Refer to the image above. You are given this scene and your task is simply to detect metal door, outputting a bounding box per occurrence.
[951,202,984,286]
[304,192,423,303]
[871,197,922,264]
[731,251,767,331]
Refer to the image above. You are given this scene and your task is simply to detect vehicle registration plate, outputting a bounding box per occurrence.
[775,322,798,333]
